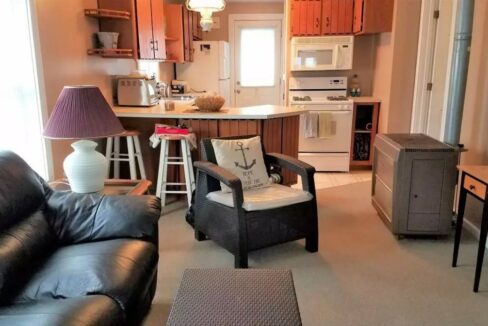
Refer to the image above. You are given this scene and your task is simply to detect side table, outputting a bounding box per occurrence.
[49,179,152,196]
[452,165,488,292]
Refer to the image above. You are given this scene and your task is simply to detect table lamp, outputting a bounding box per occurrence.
[44,86,124,193]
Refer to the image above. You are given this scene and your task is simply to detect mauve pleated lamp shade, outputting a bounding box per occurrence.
[44,86,124,139]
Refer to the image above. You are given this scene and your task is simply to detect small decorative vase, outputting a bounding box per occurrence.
[64,140,107,193]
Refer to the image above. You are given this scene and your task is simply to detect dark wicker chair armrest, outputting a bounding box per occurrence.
[265,153,316,194]
[194,161,244,206]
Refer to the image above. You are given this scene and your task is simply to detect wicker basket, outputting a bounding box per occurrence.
[195,95,225,112]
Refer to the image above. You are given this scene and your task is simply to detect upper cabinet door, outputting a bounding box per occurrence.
[307,0,322,35]
[182,8,193,61]
[358,0,394,34]
[136,0,154,59]
[322,0,332,34]
[329,0,339,33]
[151,0,167,60]
[292,0,321,36]
[344,0,354,34]
[353,0,364,33]
[291,0,301,36]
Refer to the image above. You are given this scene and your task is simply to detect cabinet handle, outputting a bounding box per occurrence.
[150,40,154,51]
[470,185,476,191]
[326,17,330,27]
[154,40,159,51]
[413,194,418,199]
[316,18,320,28]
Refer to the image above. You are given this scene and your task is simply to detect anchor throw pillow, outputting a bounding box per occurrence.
[211,136,271,192]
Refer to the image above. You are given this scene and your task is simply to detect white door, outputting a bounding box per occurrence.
[411,0,455,140]
[233,20,282,107]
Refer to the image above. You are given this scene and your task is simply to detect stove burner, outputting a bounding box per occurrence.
[327,96,349,101]
[293,96,312,101]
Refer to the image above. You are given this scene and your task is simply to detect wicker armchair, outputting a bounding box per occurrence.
[193,135,318,268]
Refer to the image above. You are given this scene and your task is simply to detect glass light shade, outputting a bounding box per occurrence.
[186,0,225,12]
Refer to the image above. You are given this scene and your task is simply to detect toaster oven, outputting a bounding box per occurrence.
[117,78,159,107]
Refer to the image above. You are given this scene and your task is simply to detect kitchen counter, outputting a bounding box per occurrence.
[113,104,306,120]
[115,104,302,186]
[351,97,381,103]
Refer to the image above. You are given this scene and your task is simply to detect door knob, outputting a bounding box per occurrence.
[236,90,241,94]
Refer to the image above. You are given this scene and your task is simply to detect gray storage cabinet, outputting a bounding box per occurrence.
[372,134,458,236]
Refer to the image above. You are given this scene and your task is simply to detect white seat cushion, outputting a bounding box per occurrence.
[206,184,313,212]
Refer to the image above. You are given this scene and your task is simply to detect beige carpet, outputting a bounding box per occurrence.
[144,181,488,326]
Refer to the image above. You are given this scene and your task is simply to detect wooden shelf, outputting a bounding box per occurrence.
[350,160,372,167]
[354,130,372,134]
[165,36,179,42]
[87,48,133,58]
[85,8,131,20]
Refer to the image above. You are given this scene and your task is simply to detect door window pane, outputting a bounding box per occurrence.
[240,28,275,87]
[0,0,49,178]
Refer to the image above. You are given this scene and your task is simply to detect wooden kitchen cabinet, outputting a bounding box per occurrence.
[289,0,392,37]
[164,3,203,63]
[291,0,321,36]
[322,0,353,35]
[91,0,168,60]
[350,100,380,167]
[353,0,394,34]
[135,0,167,60]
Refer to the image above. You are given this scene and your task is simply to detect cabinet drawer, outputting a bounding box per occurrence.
[464,175,486,200]
[375,150,393,190]
[373,177,392,221]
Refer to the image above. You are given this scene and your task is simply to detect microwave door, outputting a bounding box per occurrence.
[293,45,335,71]
[332,45,340,69]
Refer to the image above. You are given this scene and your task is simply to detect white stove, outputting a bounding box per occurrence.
[289,77,353,172]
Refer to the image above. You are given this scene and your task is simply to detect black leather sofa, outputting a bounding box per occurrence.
[0,151,161,326]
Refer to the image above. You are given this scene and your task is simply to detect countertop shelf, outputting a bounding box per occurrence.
[87,48,133,58]
[85,8,131,20]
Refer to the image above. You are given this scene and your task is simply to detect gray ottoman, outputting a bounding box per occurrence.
[166,269,302,326]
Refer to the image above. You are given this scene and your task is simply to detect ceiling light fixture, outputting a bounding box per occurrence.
[186,0,226,32]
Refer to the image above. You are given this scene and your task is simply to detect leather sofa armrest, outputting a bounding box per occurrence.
[45,192,161,245]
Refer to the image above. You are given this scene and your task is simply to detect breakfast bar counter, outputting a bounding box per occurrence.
[112,104,305,186]
[113,104,305,120]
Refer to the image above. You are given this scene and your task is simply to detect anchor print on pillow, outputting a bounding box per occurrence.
[211,136,271,192]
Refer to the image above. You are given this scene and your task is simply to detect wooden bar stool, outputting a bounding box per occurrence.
[105,130,146,180]
[156,135,195,207]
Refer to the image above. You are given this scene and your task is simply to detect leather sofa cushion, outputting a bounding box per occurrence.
[15,239,158,315]
[0,210,56,304]
[0,295,124,326]
[45,191,161,246]
[0,151,49,231]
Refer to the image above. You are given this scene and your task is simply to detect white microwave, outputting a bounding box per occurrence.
[291,36,354,71]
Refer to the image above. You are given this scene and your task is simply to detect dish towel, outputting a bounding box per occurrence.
[149,133,198,149]
[304,112,319,138]
[318,112,334,138]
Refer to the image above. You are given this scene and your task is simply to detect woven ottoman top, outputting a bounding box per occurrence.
[166,269,302,326]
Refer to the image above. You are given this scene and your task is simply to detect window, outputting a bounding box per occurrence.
[0,0,49,179]
[240,28,276,87]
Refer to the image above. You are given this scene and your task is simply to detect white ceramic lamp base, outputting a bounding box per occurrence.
[64,140,107,193]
